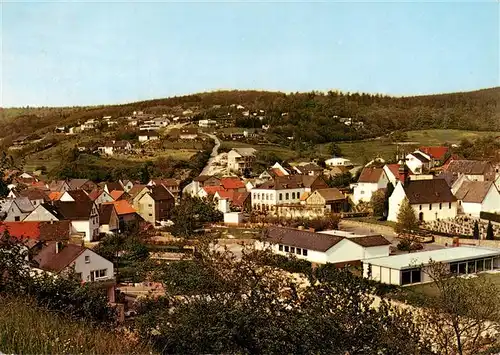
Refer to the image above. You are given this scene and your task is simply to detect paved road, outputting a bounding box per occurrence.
[200,133,221,176]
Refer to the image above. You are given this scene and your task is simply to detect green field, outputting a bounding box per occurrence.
[221,140,298,160]
[335,130,500,164]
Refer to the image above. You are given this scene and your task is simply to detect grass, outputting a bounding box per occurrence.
[220,140,297,160]
[0,295,154,354]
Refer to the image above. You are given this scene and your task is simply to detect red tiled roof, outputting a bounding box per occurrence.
[48,191,63,201]
[220,177,245,190]
[0,221,71,241]
[103,200,136,215]
[109,190,125,201]
[358,168,384,183]
[231,191,249,207]
[419,146,449,160]
[272,168,286,177]
[203,186,226,196]
[87,189,104,201]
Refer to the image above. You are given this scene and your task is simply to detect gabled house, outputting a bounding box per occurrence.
[183,176,221,197]
[406,152,431,174]
[454,181,500,217]
[227,148,257,174]
[251,175,328,212]
[99,204,119,235]
[351,167,389,205]
[68,179,97,193]
[32,241,115,301]
[418,146,449,167]
[17,189,49,208]
[103,200,139,230]
[388,179,458,223]
[257,226,390,265]
[444,160,495,182]
[120,180,134,193]
[213,190,251,212]
[147,179,181,200]
[220,177,247,193]
[60,190,92,203]
[132,185,175,225]
[102,182,124,194]
[0,221,72,242]
[293,163,324,176]
[24,203,64,222]
[4,197,35,222]
[109,190,128,201]
[88,189,114,206]
[53,201,100,242]
[305,188,347,213]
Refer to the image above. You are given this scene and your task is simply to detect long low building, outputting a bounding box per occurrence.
[256,226,391,265]
[362,246,500,286]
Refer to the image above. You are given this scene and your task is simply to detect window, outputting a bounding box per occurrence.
[429,204,432,210]
[439,203,442,210]
[292,192,295,199]
[296,248,301,255]
[419,205,422,211]
[279,193,283,201]
[485,258,492,270]
[303,249,308,256]
[148,204,152,207]
[450,263,458,275]
[285,193,289,200]
[476,259,484,272]
[85,256,90,264]
[75,272,83,281]
[290,247,295,253]
[360,191,365,195]
[284,246,289,252]
[467,261,476,274]
[279,245,283,251]
[14,216,20,222]
[449,202,452,209]
[266,194,269,200]
[401,268,421,285]
[92,269,107,279]
[149,213,152,217]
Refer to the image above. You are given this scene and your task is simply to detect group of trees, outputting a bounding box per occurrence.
[167,196,223,237]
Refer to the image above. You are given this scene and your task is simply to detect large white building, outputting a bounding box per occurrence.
[363,246,500,286]
[351,167,389,204]
[388,178,458,223]
[325,157,352,167]
[251,175,328,212]
[257,226,391,265]
[227,148,257,174]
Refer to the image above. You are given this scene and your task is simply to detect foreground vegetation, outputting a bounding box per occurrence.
[0,295,151,355]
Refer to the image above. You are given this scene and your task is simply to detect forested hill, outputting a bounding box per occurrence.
[1,87,499,144]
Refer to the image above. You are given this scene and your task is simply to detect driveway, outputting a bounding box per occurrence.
[200,133,221,176]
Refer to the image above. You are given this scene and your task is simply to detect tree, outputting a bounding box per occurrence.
[135,243,433,354]
[473,221,480,240]
[0,152,16,198]
[327,142,342,157]
[370,190,386,217]
[486,221,495,240]
[168,197,223,237]
[418,261,500,355]
[395,198,419,233]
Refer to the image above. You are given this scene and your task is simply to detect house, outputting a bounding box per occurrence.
[293,163,324,176]
[47,191,63,201]
[99,204,119,235]
[109,190,128,201]
[363,246,500,286]
[147,179,181,200]
[198,119,217,128]
[60,190,91,203]
[80,119,97,131]
[17,189,49,208]
[418,146,449,166]
[305,188,347,213]
[23,203,64,222]
[97,141,132,156]
[257,226,391,265]
[454,180,500,217]
[227,148,257,174]
[150,117,170,127]
[48,180,70,193]
[68,179,97,193]
[132,185,175,225]
[251,175,328,212]
[220,177,247,193]
[120,180,134,193]
[88,189,114,206]
[102,182,124,194]
[0,221,72,242]
[406,152,431,174]
[4,197,35,222]
[179,127,198,140]
[259,162,291,180]
[103,200,139,230]
[325,157,352,167]
[213,190,251,213]
[138,130,159,142]
[351,167,390,205]
[32,241,115,301]
[182,175,221,197]
[53,201,100,242]
[444,160,495,182]
[388,178,458,223]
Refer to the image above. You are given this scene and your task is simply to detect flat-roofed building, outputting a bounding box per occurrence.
[362,246,500,286]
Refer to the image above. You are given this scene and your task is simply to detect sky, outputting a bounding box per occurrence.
[1,0,499,107]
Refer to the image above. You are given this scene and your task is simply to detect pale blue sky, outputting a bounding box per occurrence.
[1,1,499,107]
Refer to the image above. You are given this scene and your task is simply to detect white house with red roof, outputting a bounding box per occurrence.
[351,167,389,204]
[418,146,449,166]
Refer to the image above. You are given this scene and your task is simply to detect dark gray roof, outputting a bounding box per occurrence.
[265,226,343,252]
[403,179,457,204]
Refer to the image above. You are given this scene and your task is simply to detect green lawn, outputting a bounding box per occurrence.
[406,129,500,145]
[221,140,298,160]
